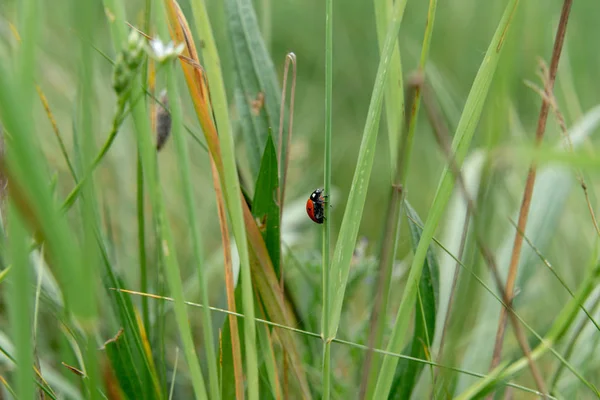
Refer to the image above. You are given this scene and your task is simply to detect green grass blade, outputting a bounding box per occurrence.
[224,0,285,181]
[371,1,521,398]
[322,0,333,398]
[252,134,281,274]
[188,1,259,398]
[73,0,101,395]
[373,0,404,178]
[8,2,38,396]
[7,205,35,400]
[326,0,409,339]
[388,200,439,399]
[102,328,146,398]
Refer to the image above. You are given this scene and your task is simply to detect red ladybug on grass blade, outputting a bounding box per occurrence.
[306,188,327,224]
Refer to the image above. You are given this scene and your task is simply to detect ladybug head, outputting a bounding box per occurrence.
[310,188,324,202]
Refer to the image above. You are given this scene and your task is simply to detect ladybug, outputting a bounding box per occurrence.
[306,188,327,224]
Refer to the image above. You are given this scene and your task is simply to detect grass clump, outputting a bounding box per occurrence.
[0,0,599,399]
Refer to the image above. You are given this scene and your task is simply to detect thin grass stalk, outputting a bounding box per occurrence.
[321,0,334,398]
[276,53,296,398]
[508,217,600,331]
[115,288,553,399]
[360,0,437,395]
[36,88,77,178]
[137,152,150,333]
[277,52,297,219]
[186,1,259,398]
[139,0,153,335]
[371,1,520,397]
[490,0,574,371]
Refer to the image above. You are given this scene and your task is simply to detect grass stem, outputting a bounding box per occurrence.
[322,0,333,398]
[490,0,574,373]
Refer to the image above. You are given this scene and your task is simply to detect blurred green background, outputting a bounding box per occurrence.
[0,0,599,398]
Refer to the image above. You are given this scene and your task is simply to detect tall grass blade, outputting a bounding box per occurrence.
[372,1,521,397]
[7,205,35,400]
[322,0,334,398]
[73,0,102,395]
[372,0,404,178]
[224,0,285,181]
[326,0,409,339]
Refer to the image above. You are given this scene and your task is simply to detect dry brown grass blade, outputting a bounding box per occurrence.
[162,2,311,396]
[163,2,246,396]
[490,0,574,375]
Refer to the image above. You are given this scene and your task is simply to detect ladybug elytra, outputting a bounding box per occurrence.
[306,188,327,224]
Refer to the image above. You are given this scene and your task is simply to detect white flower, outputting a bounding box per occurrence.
[147,38,184,63]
